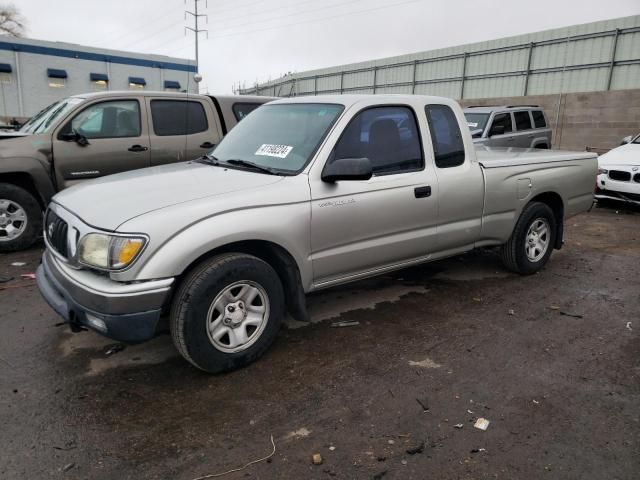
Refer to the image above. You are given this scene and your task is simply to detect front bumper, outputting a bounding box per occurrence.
[36,250,174,343]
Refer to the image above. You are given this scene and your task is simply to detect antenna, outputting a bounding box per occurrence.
[185,0,208,92]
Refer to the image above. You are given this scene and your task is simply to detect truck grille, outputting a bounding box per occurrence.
[45,209,69,258]
[634,173,640,183]
[608,170,631,182]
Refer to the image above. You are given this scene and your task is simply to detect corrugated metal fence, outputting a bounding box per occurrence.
[239,16,640,99]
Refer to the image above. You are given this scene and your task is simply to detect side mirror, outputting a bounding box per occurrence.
[489,125,505,137]
[621,135,632,146]
[60,129,90,146]
[322,157,373,183]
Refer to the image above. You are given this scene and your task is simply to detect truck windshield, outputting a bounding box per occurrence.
[464,113,490,131]
[20,97,84,134]
[211,103,344,174]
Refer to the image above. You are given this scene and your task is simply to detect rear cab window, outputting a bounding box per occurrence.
[425,104,465,168]
[514,111,533,131]
[150,100,208,136]
[232,103,262,121]
[532,110,547,128]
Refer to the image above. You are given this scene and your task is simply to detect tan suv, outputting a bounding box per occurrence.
[0,91,273,251]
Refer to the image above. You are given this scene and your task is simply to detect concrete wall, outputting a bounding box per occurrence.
[459,89,640,152]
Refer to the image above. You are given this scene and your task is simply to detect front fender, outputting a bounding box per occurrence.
[0,157,56,204]
[113,202,313,289]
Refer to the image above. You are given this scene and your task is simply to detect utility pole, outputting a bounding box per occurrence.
[185,0,208,92]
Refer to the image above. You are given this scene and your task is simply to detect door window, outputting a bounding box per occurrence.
[150,100,208,136]
[514,111,533,131]
[332,106,423,175]
[425,104,465,168]
[532,110,547,128]
[68,100,141,139]
[232,102,262,121]
[489,113,512,135]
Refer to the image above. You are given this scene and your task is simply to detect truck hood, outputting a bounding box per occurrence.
[0,133,50,157]
[598,143,640,167]
[53,161,285,231]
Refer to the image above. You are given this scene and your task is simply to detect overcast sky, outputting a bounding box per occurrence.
[15,0,640,94]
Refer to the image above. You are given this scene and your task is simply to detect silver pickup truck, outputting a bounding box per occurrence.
[36,95,596,373]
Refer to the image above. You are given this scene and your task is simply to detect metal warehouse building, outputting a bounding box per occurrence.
[241,15,640,98]
[0,37,197,121]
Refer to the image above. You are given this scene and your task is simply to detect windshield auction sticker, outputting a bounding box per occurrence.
[255,144,293,158]
[467,122,478,128]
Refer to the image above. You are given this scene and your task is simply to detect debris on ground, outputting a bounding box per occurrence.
[191,435,276,479]
[20,273,36,279]
[508,309,515,315]
[328,446,336,451]
[408,358,441,368]
[454,423,464,429]
[415,397,429,412]
[61,463,75,472]
[330,320,360,327]
[376,456,386,462]
[467,409,474,414]
[401,459,407,465]
[387,439,395,445]
[470,448,486,453]
[10,262,26,267]
[533,399,540,405]
[560,311,583,318]
[312,453,323,465]
[549,305,560,310]
[103,344,126,357]
[626,322,632,331]
[406,441,425,455]
[473,297,482,302]
[474,418,490,430]
[285,427,311,440]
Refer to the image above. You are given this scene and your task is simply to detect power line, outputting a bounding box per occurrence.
[209,0,425,40]
[100,2,184,45]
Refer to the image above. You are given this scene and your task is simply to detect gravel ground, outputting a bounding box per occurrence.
[0,203,638,480]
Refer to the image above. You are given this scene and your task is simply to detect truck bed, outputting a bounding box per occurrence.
[475,145,596,168]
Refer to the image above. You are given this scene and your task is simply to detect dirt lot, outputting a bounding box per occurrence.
[0,204,638,480]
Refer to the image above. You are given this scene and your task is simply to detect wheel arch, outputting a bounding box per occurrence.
[0,171,47,209]
[173,239,308,322]
[529,191,564,249]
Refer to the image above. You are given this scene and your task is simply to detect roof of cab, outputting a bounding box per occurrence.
[70,91,276,103]
[269,94,460,109]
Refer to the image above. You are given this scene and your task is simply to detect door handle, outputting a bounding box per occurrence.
[414,186,431,198]
[200,141,216,149]
[128,145,148,152]
[507,137,514,141]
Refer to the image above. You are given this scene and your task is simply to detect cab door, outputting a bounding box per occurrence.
[145,97,223,166]
[52,98,150,188]
[309,104,439,286]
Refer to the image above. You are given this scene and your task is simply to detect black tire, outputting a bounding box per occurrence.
[170,253,285,373]
[0,183,42,252]
[500,202,557,275]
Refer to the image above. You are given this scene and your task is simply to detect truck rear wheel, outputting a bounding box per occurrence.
[0,183,42,252]
[170,253,285,373]
[500,201,557,275]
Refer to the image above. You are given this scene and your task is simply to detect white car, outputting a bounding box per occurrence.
[595,134,640,205]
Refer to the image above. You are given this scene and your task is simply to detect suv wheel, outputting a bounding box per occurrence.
[0,183,42,252]
[500,202,557,275]
[170,253,285,373]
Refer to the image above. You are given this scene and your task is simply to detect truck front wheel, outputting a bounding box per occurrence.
[500,202,557,275]
[170,253,285,373]
[0,183,42,252]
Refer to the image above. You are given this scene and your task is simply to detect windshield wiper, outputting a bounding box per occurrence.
[225,159,279,175]
[194,154,220,166]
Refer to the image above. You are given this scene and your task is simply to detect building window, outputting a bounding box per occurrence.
[128,76,146,90]
[47,68,67,89]
[90,73,109,91]
[163,80,181,91]
[0,63,12,84]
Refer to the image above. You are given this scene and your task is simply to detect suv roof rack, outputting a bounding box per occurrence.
[505,105,540,108]
[465,105,503,108]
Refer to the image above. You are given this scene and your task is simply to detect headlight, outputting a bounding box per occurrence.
[598,168,608,175]
[77,233,146,270]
